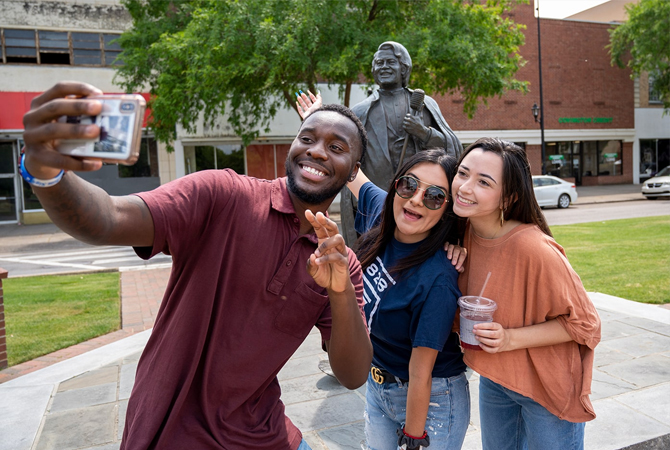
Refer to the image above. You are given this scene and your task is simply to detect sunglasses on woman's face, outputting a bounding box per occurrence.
[394,175,448,210]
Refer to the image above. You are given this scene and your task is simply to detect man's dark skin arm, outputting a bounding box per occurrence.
[306,211,373,389]
[22,81,154,247]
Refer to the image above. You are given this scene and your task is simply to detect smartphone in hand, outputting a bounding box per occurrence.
[57,94,146,165]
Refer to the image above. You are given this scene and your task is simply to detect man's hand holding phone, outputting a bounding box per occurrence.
[22,81,145,188]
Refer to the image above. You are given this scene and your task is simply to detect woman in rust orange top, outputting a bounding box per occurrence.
[451,137,601,450]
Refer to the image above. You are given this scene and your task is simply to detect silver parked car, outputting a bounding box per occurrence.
[532,175,578,209]
[641,166,670,200]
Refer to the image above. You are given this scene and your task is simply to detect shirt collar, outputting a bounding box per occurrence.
[271,177,295,215]
[271,177,321,245]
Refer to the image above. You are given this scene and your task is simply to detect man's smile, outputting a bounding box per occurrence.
[299,162,327,179]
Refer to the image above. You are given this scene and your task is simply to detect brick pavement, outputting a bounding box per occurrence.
[0,267,170,384]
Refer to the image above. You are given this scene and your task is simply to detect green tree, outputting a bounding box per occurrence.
[609,0,670,111]
[115,0,528,146]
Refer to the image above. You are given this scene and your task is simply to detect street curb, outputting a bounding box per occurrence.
[575,197,646,206]
[619,433,670,450]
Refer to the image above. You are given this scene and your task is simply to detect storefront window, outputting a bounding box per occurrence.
[545,142,574,179]
[187,145,244,174]
[640,139,670,180]
[544,140,623,180]
[598,140,622,176]
[582,141,598,177]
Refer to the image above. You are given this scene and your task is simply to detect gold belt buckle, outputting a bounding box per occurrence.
[371,366,384,384]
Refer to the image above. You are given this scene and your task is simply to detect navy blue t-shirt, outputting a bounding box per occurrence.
[355,182,466,380]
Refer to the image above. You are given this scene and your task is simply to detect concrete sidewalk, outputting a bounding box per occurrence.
[575,183,646,205]
[1,267,670,450]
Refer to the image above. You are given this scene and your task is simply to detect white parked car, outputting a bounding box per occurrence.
[641,166,670,200]
[532,175,578,209]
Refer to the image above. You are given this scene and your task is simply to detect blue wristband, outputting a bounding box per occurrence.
[20,153,64,187]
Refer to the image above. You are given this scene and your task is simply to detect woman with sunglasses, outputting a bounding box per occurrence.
[452,138,600,450]
[349,150,469,450]
[297,93,468,449]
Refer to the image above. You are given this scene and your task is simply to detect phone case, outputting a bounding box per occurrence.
[57,94,147,166]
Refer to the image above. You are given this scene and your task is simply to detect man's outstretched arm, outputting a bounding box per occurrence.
[22,81,154,247]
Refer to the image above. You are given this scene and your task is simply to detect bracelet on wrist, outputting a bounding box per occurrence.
[20,153,65,188]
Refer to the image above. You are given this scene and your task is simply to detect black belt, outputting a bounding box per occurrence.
[370,366,408,384]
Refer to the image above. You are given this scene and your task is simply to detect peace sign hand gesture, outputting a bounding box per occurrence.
[305,210,351,293]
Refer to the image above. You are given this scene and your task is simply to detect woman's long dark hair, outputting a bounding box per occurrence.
[458,137,552,237]
[356,149,462,274]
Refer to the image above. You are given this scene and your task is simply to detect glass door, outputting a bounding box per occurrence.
[0,142,18,223]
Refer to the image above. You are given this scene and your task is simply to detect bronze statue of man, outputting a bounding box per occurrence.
[340,41,462,246]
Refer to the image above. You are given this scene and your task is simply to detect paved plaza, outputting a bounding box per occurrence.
[1,267,669,450]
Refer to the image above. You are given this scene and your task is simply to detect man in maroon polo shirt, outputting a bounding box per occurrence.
[21,81,373,450]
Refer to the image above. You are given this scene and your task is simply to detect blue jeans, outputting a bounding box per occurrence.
[364,371,470,450]
[479,376,585,450]
[297,438,312,450]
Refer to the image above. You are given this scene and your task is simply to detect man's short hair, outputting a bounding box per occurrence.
[374,41,412,87]
[305,104,368,164]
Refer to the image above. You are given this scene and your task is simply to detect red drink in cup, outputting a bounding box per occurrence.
[457,296,498,351]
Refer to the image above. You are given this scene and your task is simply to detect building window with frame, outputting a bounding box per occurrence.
[184,145,245,175]
[598,140,622,176]
[649,72,663,104]
[1,28,122,67]
[544,141,575,179]
[3,28,37,63]
[38,30,70,65]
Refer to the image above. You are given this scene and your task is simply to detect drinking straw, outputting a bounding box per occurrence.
[478,271,492,301]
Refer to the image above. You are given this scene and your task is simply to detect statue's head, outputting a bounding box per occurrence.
[372,41,412,89]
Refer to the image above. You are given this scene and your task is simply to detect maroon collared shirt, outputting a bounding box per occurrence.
[122,170,365,450]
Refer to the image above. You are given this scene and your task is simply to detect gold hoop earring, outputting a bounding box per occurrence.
[500,208,505,228]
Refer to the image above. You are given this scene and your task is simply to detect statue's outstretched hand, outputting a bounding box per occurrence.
[296,90,322,120]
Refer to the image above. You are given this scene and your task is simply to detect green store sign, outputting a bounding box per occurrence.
[558,117,613,124]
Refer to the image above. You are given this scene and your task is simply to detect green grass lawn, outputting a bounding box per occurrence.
[3,272,120,366]
[552,215,670,304]
[1,216,667,368]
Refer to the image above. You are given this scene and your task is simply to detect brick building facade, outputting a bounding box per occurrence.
[437,2,635,186]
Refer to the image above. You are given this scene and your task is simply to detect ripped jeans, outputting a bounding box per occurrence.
[363,371,470,450]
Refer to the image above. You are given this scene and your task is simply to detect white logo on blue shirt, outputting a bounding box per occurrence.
[364,256,396,332]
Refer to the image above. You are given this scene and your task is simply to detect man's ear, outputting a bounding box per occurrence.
[349,162,361,182]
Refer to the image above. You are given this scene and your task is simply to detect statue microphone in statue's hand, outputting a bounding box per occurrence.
[399,89,426,167]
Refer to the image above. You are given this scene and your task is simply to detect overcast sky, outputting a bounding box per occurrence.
[536,0,611,18]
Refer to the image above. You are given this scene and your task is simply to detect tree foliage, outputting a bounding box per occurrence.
[609,0,670,111]
[115,0,528,146]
